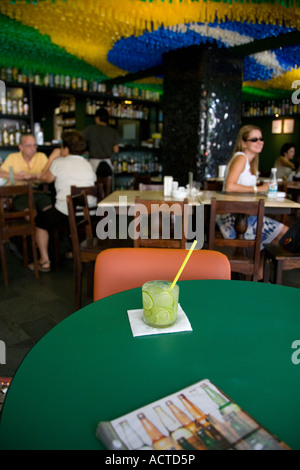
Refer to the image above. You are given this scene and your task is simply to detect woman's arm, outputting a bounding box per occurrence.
[278,156,295,170]
[39,147,61,183]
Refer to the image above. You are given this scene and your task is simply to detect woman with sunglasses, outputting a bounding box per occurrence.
[217,125,289,272]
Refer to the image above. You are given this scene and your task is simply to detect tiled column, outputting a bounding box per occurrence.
[162,45,243,186]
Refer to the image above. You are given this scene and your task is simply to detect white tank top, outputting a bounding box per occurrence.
[223,152,257,190]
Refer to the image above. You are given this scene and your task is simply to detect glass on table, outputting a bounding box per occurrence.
[142,280,179,328]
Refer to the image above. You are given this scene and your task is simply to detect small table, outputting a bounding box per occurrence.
[0,280,299,450]
[98,190,300,216]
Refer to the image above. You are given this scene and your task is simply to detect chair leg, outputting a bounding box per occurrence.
[22,236,28,268]
[275,260,283,285]
[31,236,40,281]
[263,257,271,283]
[74,260,83,311]
[0,242,9,286]
[87,261,94,299]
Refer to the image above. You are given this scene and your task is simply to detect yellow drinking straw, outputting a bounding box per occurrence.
[169,240,198,290]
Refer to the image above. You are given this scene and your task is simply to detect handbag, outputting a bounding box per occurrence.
[279,216,300,252]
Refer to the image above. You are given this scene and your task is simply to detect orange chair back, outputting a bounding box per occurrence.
[94,247,231,301]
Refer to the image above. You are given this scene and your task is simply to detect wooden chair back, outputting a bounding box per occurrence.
[94,248,231,301]
[134,173,151,190]
[208,197,265,281]
[71,183,103,200]
[203,180,223,191]
[133,197,189,249]
[71,183,104,220]
[97,176,111,197]
[0,184,39,284]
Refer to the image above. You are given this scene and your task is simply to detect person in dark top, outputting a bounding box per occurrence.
[82,107,120,177]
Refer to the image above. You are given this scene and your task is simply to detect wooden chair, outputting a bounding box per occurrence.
[134,173,151,190]
[94,248,231,301]
[97,176,111,197]
[0,184,39,285]
[203,180,223,191]
[71,182,104,224]
[208,197,265,281]
[263,244,300,285]
[139,183,164,191]
[71,182,103,202]
[134,197,189,249]
[52,183,104,265]
[67,192,107,310]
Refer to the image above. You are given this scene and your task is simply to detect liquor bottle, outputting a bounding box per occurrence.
[130,158,134,174]
[137,413,181,450]
[1,93,6,114]
[200,383,257,443]
[122,156,128,173]
[6,91,12,115]
[12,97,18,115]
[6,67,12,82]
[119,420,153,450]
[162,403,207,450]
[202,384,282,451]
[18,97,23,115]
[82,79,88,92]
[2,124,9,145]
[178,394,231,449]
[9,127,15,146]
[268,168,278,199]
[15,123,21,145]
[23,97,29,116]
[65,76,71,89]
[117,156,122,174]
[177,437,198,450]
[34,73,40,86]
[12,67,18,82]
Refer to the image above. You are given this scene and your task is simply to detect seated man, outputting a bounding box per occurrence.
[0,133,52,213]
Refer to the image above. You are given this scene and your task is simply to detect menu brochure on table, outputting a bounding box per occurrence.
[96,378,289,451]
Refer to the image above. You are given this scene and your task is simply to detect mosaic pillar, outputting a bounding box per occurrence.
[162,45,243,186]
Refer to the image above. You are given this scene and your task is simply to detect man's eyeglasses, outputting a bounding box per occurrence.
[245,137,264,143]
[22,144,38,147]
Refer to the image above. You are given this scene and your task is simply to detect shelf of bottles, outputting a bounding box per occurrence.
[242,99,300,118]
[0,84,30,146]
[55,96,76,130]
[113,152,163,190]
[86,98,150,120]
[0,67,161,103]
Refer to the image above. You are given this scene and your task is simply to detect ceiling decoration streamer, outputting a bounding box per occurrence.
[0,0,299,99]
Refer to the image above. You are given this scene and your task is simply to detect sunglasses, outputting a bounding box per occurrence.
[245,137,264,143]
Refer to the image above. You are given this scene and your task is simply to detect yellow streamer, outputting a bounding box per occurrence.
[0,0,299,81]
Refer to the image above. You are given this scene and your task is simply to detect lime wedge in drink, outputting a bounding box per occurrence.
[143,308,157,324]
[154,307,174,326]
[143,291,153,310]
[157,291,175,308]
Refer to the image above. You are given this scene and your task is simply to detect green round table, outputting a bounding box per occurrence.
[0,280,299,450]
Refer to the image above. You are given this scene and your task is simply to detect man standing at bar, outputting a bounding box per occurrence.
[82,107,120,177]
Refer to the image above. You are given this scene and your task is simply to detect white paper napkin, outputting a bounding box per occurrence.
[127,304,192,337]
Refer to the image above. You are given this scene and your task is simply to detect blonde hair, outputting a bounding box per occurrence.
[231,124,262,175]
